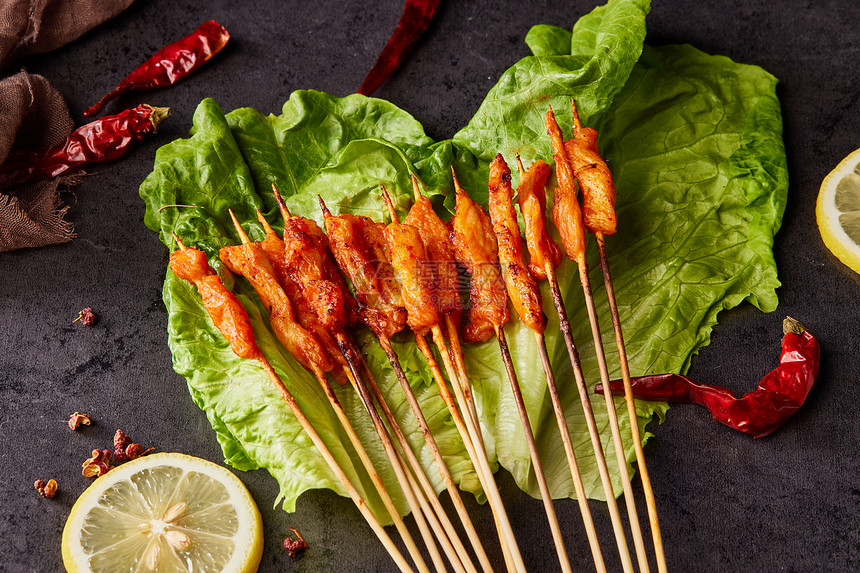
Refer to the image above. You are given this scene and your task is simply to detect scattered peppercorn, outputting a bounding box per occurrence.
[68,411,92,430]
[73,307,97,326]
[34,478,58,498]
[82,449,113,477]
[283,528,308,558]
[111,429,153,463]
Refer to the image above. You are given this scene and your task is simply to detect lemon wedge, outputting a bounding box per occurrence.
[62,452,263,573]
[816,147,860,273]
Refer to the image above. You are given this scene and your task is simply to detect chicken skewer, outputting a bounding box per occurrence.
[404,176,483,451]
[221,211,441,573]
[320,197,500,573]
[168,235,414,573]
[449,170,573,573]
[515,153,633,571]
[488,153,609,571]
[546,103,651,573]
[564,100,667,573]
[267,187,479,573]
[380,184,524,573]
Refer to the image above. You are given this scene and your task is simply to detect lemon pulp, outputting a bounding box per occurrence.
[816,147,860,274]
[62,453,263,573]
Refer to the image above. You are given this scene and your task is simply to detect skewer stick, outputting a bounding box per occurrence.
[385,183,524,573]
[348,350,503,573]
[414,331,522,573]
[173,235,414,573]
[494,324,572,573]
[513,154,630,570]
[337,358,480,573]
[545,261,635,573]
[575,251,649,573]
[229,211,439,573]
[596,233,667,573]
[334,335,476,573]
[256,357,416,573]
[309,366,443,573]
[533,331,606,572]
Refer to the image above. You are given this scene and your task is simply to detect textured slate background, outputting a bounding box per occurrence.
[2,0,859,571]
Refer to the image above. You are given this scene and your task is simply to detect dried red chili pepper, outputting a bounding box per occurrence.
[357,0,442,95]
[84,20,230,117]
[0,104,170,189]
[595,317,820,438]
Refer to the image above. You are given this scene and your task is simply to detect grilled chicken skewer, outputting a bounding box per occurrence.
[320,197,494,573]
[563,100,666,573]
[546,103,651,573]
[488,153,609,571]
[267,186,479,573]
[450,169,575,573]
[381,184,523,573]
[515,153,631,572]
[404,176,482,448]
[168,236,415,573]
[221,211,440,573]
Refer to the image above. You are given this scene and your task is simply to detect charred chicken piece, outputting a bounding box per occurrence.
[404,179,463,323]
[220,229,333,374]
[450,169,510,343]
[380,186,440,338]
[545,105,587,261]
[487,154,547,334]
[168,238,259,360]
[564,100,617,236]
[321,201,408,340]
[516,158,562,281]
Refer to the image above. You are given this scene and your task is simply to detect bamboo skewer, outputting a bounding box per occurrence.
[318,195,504,572]
[545,102,654,572]
[512,153,631,572]
[532,330,606,572]
[340,351,490,573]
[577,253,650,573]
[384,185,525,573]
[545,260,635,573]
[256,357,417,573]
[229,212,439,573]
[269,193,472,573]
[494,325,571,573]
[595,234,667,573]
[172,235,414,573]
[334,336,477,573]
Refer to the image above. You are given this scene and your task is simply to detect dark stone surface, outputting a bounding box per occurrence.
[2,0,858,571]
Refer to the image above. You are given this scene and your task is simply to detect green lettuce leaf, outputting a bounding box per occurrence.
[138,0,787,520]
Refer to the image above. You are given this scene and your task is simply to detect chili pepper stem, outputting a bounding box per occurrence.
[337,339,482,573]
[494,324,572,573]
[596,234,667,573]
[576,252,651,573]
[545,261,636,573]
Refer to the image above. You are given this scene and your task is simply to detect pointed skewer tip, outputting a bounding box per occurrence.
[173,233,187,250]
[379,184,399,223]
[228,209,252,245]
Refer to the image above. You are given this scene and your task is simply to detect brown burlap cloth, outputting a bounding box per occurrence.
[0,0,133,252]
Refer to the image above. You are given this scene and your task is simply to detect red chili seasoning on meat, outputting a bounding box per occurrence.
[84,20,230,117]
[357,0,442,95]
[596,317,820,438]
[0,104,170,188]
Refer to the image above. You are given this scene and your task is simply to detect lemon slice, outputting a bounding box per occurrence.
[62,452,263,573]
[817,147,860,273]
